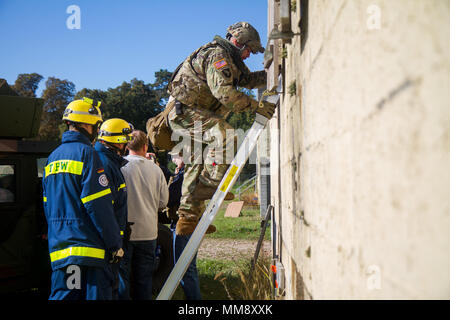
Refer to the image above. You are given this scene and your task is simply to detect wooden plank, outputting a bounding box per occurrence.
[224,201,245,218]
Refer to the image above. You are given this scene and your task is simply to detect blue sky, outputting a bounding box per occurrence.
[0,0,267,96]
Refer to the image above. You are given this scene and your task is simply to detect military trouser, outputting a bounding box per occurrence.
[167,100,236,223]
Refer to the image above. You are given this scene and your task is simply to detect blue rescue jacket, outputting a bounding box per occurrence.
[94,142,128,241]
[43,131,122,270]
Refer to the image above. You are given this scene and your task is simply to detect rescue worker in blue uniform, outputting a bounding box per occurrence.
[94,118,134,299]
[42,98,124,300]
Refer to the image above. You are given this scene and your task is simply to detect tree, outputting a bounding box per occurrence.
[151,69,172,105]
[74,88,108,103]
[74,70,172,131]
[39,77,75,141]
[103,78,162,131]
[226,110,256,131]
[226,88,256,131]
[13,73,43,97]
[225,88,257,181]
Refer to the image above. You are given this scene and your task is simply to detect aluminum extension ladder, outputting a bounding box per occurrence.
[156,90,280,300]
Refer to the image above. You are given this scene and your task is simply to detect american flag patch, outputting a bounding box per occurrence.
[97,168,104,174]
[214,58,228,70]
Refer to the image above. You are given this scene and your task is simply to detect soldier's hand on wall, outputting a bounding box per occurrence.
[257,100,277,119]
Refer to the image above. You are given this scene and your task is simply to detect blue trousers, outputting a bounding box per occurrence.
[174,234,202,300]
[119,240,156,300]
[49,265,114,300]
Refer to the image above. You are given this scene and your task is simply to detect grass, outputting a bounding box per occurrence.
[172,258,273,300]
[171,258,245,300]
[198,259,245,300]
[205,204,271,241]
[167,201,273,300]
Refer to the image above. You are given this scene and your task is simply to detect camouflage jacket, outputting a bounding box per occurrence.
[168,36,266,117]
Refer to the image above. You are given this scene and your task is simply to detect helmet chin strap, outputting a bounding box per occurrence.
[239,44,249,56]
[226,36,248,57]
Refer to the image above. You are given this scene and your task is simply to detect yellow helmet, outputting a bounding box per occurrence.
[98,118,134,144]
[62,97,103,125]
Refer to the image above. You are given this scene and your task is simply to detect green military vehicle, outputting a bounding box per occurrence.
[0,79,59,298]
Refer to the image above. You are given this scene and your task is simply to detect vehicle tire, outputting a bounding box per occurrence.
[152,223,174,295]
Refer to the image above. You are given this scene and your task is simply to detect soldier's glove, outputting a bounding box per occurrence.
[257,100,277,119]
[109,248,124,264]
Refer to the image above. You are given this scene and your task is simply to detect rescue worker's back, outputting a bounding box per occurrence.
[43,130,122,270]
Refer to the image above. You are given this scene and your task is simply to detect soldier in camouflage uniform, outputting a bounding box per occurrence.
[166,22,276,236]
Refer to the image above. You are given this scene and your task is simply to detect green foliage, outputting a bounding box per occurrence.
[102,78,161,131]
[74,88,108,105]
[289,80,297,97]
[170,258,248,300]
[74,69,172,131]
[200,258,246,300]
[13,73,43,97]
[281,47,288,59]
[152,69,172,105]
[225,87,257,180]
[228,257,273,300]
[291,0,297,12]
[226,111,255,132]
[226,87,256,131]
[195,257,273,300]
[38,77,76,141]
[205,207,269,241]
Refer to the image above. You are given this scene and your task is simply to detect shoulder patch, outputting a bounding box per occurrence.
[98,174,109,187]
[214,58,228,70]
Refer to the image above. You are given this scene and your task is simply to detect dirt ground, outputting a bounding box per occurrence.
[198,238,271,260]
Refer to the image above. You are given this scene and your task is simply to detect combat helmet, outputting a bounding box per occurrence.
[226,22,264,54]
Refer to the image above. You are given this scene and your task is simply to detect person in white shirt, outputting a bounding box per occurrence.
[119,130,169,300]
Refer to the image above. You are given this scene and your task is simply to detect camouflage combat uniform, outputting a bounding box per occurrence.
[167,35,266,228]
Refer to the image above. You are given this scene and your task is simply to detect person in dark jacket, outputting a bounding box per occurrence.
[168,153,202,300]
[42,98,123,300]
[166,153,185,220]
[94,118,134,299]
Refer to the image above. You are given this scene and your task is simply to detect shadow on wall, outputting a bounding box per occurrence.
[300,0,309,53]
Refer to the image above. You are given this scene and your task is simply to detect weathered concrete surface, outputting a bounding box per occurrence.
[261,0,450,299]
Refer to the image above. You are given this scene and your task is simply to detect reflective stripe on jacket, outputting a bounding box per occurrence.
[94,142,128,241]
[43,131,122,270]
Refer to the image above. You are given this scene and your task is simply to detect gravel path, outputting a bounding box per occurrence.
[198,238,271,260]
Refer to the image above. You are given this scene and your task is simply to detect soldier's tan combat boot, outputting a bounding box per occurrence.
[176,209,216,236]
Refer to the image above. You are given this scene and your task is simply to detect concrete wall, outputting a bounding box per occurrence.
[261,0,450,299]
